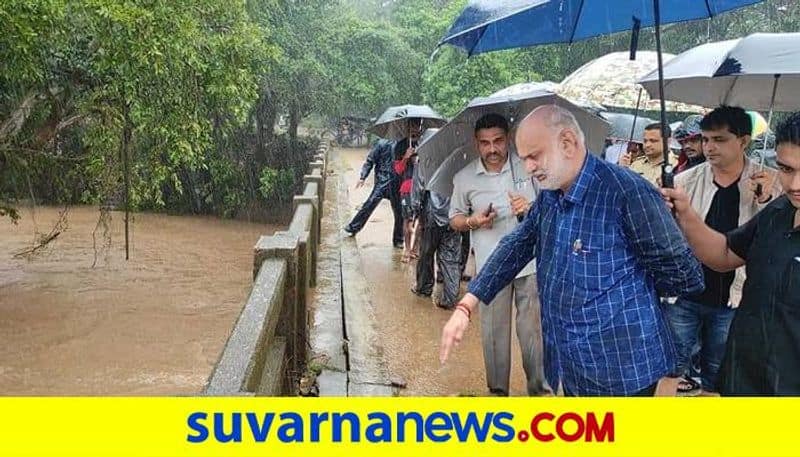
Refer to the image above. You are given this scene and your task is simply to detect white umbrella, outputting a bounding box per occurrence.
[418,88,609,196]
[638,33,800,111]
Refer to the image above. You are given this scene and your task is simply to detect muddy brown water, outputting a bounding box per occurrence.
[0,206,277,395]
[340,147,528,396]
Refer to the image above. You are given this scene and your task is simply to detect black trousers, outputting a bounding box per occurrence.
[416,224,461,307]
[345,185,403,245]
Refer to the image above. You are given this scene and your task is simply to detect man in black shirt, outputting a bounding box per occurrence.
[663,111,800,395]
[669,107,780,395]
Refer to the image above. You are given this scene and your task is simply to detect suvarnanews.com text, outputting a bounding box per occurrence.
[187,410,615,444]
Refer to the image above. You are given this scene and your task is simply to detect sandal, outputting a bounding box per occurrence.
[677,376,701,396]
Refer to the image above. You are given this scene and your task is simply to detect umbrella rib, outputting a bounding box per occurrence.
[704,0,713,17]
[469,26,490,56]
[568,0,587,44]
[722,75,740,106]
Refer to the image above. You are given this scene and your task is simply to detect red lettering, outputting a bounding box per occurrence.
[585,412,615,442]
[530,412,555,442]
[530,412,615,443]
[555,412,585,442]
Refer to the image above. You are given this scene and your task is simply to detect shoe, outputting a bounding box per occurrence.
[393,242,404,249]
[410,286,431,298]
[343,228,356,237]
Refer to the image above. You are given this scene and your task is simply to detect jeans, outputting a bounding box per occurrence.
[664,297,735,392]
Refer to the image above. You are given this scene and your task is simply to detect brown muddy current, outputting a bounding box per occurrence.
[0,206,276,395]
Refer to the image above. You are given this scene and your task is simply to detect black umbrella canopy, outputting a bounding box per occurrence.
[600,111,657,142]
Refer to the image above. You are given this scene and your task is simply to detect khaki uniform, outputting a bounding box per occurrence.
[630,154,676,186]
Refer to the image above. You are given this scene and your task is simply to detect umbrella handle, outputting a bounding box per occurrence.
[755,74,780,198]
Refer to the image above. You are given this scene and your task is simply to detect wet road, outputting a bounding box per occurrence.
[0,206,277,395]
[340,147,528,396]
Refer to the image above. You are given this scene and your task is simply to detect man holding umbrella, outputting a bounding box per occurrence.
[620,122,675,186]
[665,106,780,395]
[448,113,546,396]
[662,112,800,395]
[344,135,406,248]
[345,106,445,247]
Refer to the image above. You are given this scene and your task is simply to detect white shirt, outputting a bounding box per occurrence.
[450,154,537,279]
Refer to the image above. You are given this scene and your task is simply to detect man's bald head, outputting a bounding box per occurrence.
[518,105,586,146]
[515,104,587,192]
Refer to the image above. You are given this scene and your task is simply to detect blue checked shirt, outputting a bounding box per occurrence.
[468,154,704,396]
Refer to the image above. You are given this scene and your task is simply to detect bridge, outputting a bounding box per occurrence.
[204,143,529,396]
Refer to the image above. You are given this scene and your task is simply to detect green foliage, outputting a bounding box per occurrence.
[3,0,799,223]
[422,48,537,118]
[1,0,282,220]
[258,166,296,202]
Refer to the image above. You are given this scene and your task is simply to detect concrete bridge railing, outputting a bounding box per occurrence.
[203,142,328,396]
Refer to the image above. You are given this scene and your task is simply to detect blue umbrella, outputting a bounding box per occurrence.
[438,0,763,183]
[440,1,763,56]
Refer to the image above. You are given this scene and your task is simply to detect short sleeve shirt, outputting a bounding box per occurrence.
[450,154,537,278]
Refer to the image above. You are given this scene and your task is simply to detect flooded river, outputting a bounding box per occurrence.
[0,205,277,395]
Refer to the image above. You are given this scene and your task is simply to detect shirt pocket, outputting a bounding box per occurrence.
[567,234,617,295]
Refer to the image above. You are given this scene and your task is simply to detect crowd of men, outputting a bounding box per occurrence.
[345,103,800,397]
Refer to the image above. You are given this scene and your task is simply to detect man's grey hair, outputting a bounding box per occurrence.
[531,104,586,146]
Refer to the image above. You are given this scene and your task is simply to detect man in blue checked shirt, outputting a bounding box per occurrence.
[440,105,704,396]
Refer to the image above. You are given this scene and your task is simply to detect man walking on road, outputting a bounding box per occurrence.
[344,137,406,248]
[441,105,704,396]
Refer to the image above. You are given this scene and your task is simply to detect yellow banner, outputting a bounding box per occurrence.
[0,397,796,457]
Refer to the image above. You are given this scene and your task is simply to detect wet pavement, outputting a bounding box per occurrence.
[338,147,528,396]
[0,206,277,395]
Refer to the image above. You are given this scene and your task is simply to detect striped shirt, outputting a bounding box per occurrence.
[467,153,704,396]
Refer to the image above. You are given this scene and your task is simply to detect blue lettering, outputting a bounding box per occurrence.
[332,412,360,442]
[214,412,241,443]
[424,412,453,442]
[365,413,392,442]
[451,412,493,442]
[277,413,304,442]
[491,412,515,442]
[397,412,424,442]
[186,412,208,443]
[310,412,329,442]
[246,412,275,442]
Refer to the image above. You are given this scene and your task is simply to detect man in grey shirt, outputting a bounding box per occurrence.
[449,113,546,396]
